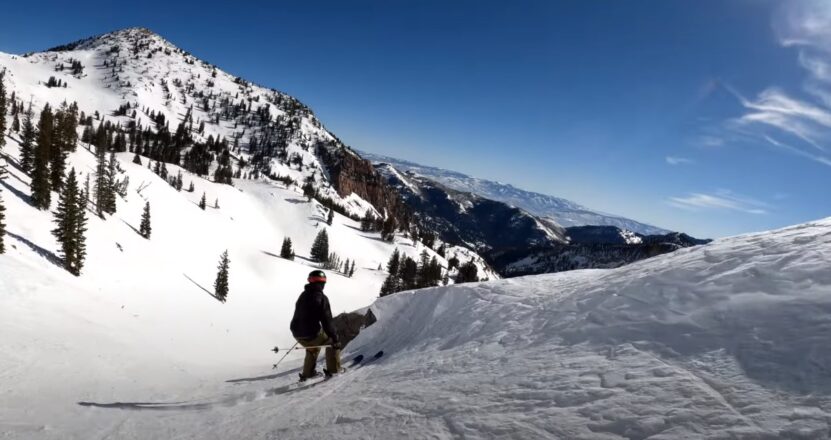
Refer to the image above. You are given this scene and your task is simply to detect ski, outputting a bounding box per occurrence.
[328,350,384,378]
[349,353,365,366]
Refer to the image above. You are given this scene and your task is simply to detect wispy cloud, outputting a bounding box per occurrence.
[698,135,724,148]
[724,1,831,167]
[668,190,770,215]
[666,156,694,165]
[763,135,831,167]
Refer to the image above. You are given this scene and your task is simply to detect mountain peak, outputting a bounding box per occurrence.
[43,27,173,53]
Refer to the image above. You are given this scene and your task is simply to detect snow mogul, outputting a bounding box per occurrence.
[290,270,343,381]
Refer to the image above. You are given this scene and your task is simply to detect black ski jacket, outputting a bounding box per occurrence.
[290,283,339,342]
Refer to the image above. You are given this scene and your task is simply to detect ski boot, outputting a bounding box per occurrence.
[298,370,320,382]
[323,367,346,379]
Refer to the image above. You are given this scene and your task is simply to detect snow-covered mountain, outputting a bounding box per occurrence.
[2,27,411,221]
[0,27,499,277]
[361,150,670,235]
[376,162,706,277]
[376,162,568,249]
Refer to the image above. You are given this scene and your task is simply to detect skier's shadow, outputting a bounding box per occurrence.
[77,379,327,411]
[225,367,301,384]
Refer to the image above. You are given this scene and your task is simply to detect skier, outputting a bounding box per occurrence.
[290,270,342,381]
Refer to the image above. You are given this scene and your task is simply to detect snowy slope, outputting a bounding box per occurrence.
[362,151,670,235]
[0,135,472,438]
[3,199,828,438]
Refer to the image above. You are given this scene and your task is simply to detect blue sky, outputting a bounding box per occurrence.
[1,0,829,237]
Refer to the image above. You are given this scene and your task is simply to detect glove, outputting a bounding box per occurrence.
[331,340,342,350]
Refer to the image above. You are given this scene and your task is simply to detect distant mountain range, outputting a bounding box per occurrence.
[374,161,709,277]
[359,151,670,236]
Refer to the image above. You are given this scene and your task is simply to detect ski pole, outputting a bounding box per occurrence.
[272,344,332,353]
[271,341,299,371]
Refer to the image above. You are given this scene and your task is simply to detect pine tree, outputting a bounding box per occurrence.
[280,237,295,260]
[361,210,376,232]
[386,248,401,276]
[379,273,399,297]
[349,260,356,277]
[49,108,67,192]
[93,148,108,217]
[56,102,79,153]
[31,105,53,210]
[381,216,396,242]
[106,152,119,208]
[448,256,460,270]
[456,261,479,284]
[198,192,206,210]
[416,250,431,288]
[51,169,87,275]
[132,152,142,165]
[310,229,329,263]
[139,201,151,239]
[0,193,5,254]
[326,208,334,225]
[399,257,418,290]
[214,250,230,302]
[0,70,6,149]
[94,121,107,154]
[187,181,194,192]
[81,174,90,210]
[214,198,219,209]
[19,104,36,173]
[11,113,19,132]
[302,182,316,201]
[428,256,442,286]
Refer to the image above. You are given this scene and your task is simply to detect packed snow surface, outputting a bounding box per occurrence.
[2,198,829,438]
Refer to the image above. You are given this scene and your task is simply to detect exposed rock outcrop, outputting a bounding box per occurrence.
[333,309,378,348]
[318,145,408,221]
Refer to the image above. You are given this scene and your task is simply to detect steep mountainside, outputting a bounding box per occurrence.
[3,27,404,221]
[361,150,670,235]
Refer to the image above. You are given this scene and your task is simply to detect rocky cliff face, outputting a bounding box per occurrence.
[317,145,408,220]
